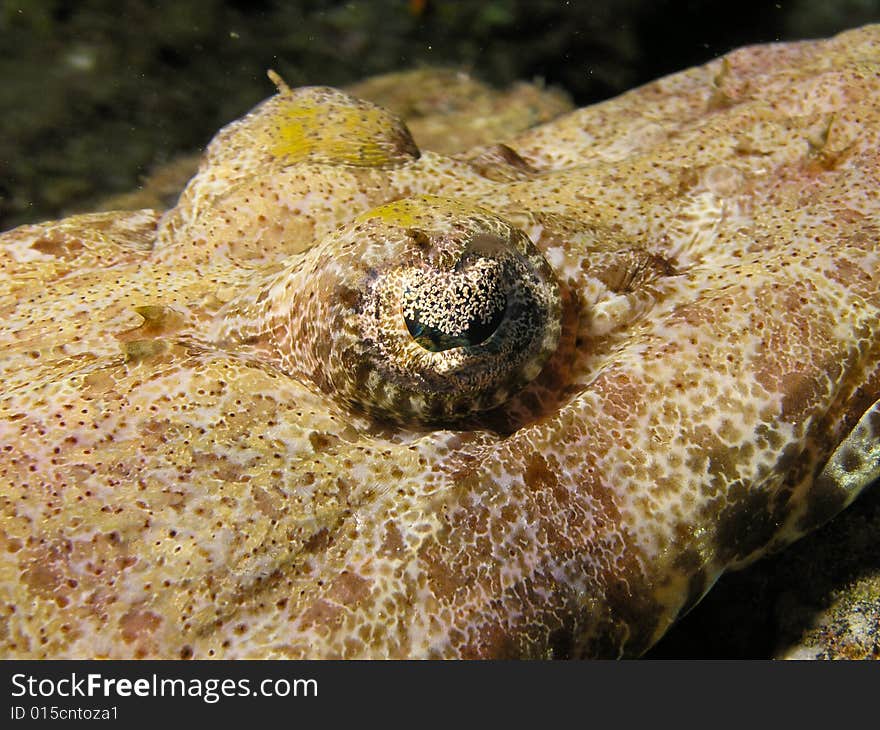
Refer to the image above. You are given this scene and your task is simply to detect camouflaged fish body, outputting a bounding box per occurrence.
[1,27,879,658]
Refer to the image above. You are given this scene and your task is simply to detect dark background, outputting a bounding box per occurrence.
[2,0,880,230]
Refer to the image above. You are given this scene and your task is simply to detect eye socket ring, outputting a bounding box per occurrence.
[211,196,562,426]
[335,198,561,423]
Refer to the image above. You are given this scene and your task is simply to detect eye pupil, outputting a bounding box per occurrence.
[464,301,506,345]
[404,296,507,352]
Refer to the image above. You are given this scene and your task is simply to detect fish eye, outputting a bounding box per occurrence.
[214,195,562,426]
[334,197,561,424]
[402,259,509,352]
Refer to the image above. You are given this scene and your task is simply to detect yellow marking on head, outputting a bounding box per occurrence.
[355,195,490,228]
[268,96,413,167]
[355,197,426,227]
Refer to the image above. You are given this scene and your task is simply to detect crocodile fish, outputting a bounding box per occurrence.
[0,26,878,658]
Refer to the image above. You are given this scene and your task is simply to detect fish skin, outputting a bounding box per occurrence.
[0,26,879,658]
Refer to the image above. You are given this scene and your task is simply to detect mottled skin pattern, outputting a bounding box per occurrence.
[2,27,879,659]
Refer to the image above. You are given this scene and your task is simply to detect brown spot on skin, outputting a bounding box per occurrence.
[308,431,339,452]
[22,561,64,599]
[593,371,641,424]
[116,556,137,571]
[81,368,117,396]
[31,235,84,258]
[299,598,344,631]
[192,451,243,482]
[0,530,23,554]
[421,544,473,603]
[712,484,789,566]
[119,609,162,643]
[379,521,406,559]
[524,452,558,493]
[252,486,282,520]
[459,620,524,659]
[334,284,360,310]
[327,572,371,606]
[302,528,330,554]
[780,371,827,422]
